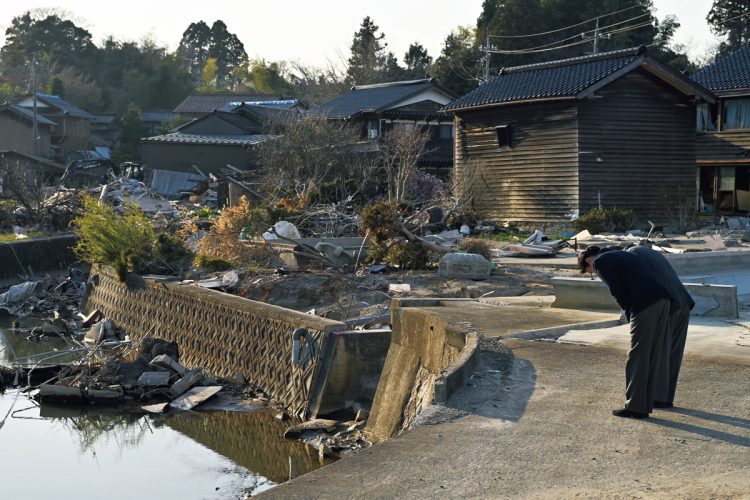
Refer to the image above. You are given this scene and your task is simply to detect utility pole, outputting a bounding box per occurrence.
[581,17,611,54]
[479,35,494,85]
[31,53,39,156]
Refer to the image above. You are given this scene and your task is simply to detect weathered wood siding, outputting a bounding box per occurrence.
[578,70,696,224]
[454,103,579,222]
[697,130,750,161]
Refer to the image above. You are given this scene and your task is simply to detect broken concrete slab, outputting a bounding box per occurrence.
[284,418,339,438]
[137,371,172,386]
[150,354,187,375]
[38,384,121,402]
[169,368,203,397]
[142,402,169,414]
[170,385,222,410]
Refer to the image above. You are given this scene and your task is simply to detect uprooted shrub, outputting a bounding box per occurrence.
[458,238,492,260]
[359,200,429,269]
[195,196,290,268]
[73,195,157,280]
[574,207,638,234]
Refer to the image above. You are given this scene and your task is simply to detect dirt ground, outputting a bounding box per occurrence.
[235,263,573,321]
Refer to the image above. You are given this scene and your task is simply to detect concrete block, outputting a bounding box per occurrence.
[550,277,739,318]
[438,253,491,280]
[137,371,171,386]
[169,368,204,397]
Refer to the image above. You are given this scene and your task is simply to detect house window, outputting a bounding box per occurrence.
[439,124,453,139]
[723,98,750,130]
[367,119,379,139]
[696,103,716,132]
[495,124,512,149]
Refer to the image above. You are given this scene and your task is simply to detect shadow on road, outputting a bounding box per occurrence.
[446,339,536,422]
[648,416,750,447]
[669,407,750,431]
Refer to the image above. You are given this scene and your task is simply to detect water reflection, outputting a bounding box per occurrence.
[166,409,333,483]
[0,319,333,498]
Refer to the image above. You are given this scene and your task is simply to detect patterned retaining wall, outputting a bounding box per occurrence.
[83,266,346,417]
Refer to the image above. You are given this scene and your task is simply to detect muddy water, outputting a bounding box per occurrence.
[0,318,331,499]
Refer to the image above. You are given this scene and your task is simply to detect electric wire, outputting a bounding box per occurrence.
[488,4,642,39]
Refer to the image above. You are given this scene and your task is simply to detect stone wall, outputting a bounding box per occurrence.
[83,266,346,417]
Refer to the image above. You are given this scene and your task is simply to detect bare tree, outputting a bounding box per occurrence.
[0,156,47,221]
[378,125,430,203]
[256,113,377,207]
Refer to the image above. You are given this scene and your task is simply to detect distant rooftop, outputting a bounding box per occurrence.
[314,79,454,119]
[1,102,57,126]
[14,93,96,120]
[173,92,284,114]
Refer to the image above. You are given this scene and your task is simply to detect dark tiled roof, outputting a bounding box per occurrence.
[444,47,646,111]
[141,132,277,146]
[314,79,450,119]
[1,103,57,126]
[91,113,116,125]
[173,93,284,113]
[692,45,750,93]
[33,93,95,119]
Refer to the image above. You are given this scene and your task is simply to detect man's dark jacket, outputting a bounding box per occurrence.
[628,246,695,313]
[593,249,671,320]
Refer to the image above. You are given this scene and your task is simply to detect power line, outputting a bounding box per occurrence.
[488,4,642,39]
[486,12,652,55]
[486,21,654,55]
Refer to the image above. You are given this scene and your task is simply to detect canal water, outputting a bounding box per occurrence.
[0,317,332,499]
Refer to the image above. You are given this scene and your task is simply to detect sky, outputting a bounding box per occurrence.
[0,0,722,70]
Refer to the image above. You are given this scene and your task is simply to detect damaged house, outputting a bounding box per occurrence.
[692,45,750,216]
[140,107,280,177]
[314,79,456,177]
[173,91,286,120]
[13,93,96,162]
[443,46,714,227]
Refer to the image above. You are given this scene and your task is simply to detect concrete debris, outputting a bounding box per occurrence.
[169,368,204,398]
[170,385,223,410]
[137,371,172,386]
[438,253,491,280]
[141,402,169,414]
[150,354,187,376]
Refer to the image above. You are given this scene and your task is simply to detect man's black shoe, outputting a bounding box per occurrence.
[612,408,648,419]
[654,401,674,408]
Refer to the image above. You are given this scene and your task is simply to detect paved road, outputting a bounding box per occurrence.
[262,336,750,499]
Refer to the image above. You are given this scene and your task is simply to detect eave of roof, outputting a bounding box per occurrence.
[141,132,278,146]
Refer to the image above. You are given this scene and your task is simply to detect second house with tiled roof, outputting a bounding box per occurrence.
[314,79,456,177]
[692,45,750,216]
[443,46,714,229]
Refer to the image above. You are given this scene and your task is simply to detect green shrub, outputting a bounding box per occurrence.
[72,196,156,280]
[193,254,232,271]
[458,239,492,260]
[575,207,637,234]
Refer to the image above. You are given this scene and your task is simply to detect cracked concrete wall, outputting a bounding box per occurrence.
[365,299,476,441]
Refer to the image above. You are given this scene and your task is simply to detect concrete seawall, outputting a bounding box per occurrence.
[0,235,78,284]
[366,298,480,441]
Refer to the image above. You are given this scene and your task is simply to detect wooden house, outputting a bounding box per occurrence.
[141,109,278,175]
[443,46,714,227]
[14,93,95,162]
[692,45,750,216]
[0,103,56,158]
[314,79,456,176]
